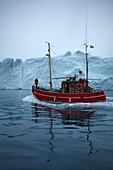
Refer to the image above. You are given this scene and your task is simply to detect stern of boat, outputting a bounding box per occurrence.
[32,85,34,93]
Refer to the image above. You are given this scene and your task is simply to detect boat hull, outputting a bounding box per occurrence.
[32,86,106,103]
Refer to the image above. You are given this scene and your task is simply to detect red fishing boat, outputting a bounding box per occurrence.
[32,42,106,103]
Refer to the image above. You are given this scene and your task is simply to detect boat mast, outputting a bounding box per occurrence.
[85,8,88,87]
[46,41,52,91]
[85,43,88,86]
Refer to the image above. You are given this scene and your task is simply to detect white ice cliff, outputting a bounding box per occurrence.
[0,51,113,90]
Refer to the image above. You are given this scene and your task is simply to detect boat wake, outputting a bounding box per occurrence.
[23,95,113,111]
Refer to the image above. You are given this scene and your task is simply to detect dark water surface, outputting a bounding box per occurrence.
[0,90,113,170]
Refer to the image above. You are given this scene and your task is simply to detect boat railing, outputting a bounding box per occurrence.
[34,85,103,93]
[93,87,103,92]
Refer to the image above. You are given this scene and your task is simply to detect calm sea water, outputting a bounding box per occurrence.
[0,90,113,170]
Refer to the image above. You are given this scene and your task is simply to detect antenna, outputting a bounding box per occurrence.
[84,8,94,84]
[85,8,88,45]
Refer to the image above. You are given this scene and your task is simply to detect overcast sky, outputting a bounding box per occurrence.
[0,0,113,61]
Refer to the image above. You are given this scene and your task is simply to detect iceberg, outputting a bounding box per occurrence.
[0,51,113,90]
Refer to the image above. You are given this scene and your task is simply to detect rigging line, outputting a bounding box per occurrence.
[87,38,104,83]
[37,57,48,79]
[43,64,50,89]
[61,59,81,76]
[88,64,96,75]
[88,59,101,80]
[45,74,49,89]
[48,48,59,88]
[50,47,76,76]
[52,64,59,89]
[50,47,59,58]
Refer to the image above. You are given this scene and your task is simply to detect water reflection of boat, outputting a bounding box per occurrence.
[32,103,94,126]
[31,103,99,157]
[59,109,94,126]
[32,103,53,121]
[59,109,100,156]
[32,103,55,155]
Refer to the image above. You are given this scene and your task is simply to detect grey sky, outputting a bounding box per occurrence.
[0,0,113,61]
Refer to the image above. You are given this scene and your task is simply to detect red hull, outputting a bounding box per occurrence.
[32,86,106,103]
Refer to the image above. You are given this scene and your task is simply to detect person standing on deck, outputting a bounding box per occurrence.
[35,78,38,88]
